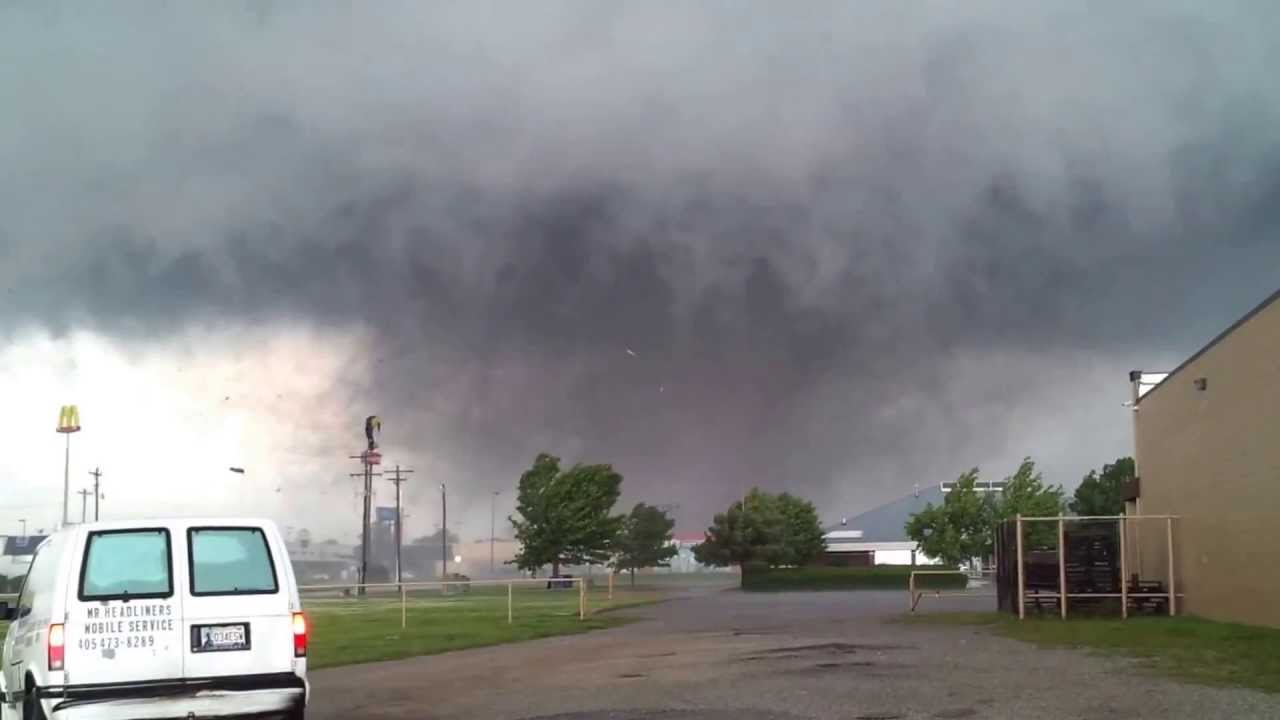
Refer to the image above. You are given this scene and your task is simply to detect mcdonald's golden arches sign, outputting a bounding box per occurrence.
[57,405,81,433]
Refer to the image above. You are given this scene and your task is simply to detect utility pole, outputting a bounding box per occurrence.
[89,467,103,521]
[490,490,500,575]
[441,483,448,578]
[385,465,413,588]
[77,488,92,523]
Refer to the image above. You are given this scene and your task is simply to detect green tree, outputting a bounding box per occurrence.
[772,492,828,566]
[612,503,678,585]
[996,457,1066,549]
[1069,457,1133,516]
[509,453,626,576]
[693,489,826,568]
[905,469,997,566]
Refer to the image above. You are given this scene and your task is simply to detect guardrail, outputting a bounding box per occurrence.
[908,570,994,612]
[297,577,588,629]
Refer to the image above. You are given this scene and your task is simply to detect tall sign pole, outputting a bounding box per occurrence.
[385,465,413,589]
[56,405,82,527]
[350,416,382,595]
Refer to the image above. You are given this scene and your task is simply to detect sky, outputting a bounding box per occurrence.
[2,1,1278,544]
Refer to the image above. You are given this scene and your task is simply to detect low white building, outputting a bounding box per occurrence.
[824,482,1007,566]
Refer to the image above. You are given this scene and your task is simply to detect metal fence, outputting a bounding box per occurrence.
[297,577,588,629]
[907,570,996,612]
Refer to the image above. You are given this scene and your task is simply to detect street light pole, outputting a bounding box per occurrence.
[440,483,448,578]
[490,491,500,575]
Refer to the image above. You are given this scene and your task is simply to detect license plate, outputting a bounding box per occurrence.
[193,623,250,652]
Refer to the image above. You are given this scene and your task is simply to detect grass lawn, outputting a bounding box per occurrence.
[304,586,665,670]
[1,589,665,671]
[905,612,1280,694]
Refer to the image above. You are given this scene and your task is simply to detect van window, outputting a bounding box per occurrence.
[80,529,173,600]
[189,527,279,595]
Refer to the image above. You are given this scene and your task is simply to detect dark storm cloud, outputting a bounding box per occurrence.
[3,0,1279,526]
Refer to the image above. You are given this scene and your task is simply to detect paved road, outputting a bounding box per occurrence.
[310,589,1280,719]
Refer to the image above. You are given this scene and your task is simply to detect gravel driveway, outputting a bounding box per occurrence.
[309,588,1280,719]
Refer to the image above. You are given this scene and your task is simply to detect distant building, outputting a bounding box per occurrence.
[1,535,47,584]
[664,533,735,573]
[286,538,357,584]
[1130,287,1280,627]
[822,482,1004,566]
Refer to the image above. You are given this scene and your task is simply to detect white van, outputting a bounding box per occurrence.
[1,519,308,720]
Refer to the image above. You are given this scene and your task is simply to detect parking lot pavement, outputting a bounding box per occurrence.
[309,589,1280,720]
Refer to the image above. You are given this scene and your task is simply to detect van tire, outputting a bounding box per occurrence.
[21,680,45,720]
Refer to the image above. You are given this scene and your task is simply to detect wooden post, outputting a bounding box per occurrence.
[1167,517,1176,617]
[1016,515,1026,620]
[507,582,513,625]
[608,570,614,601]
[579,578,586,620]
[1058,518,1067,620]
[401,585,407,630]
[908,572,915,612]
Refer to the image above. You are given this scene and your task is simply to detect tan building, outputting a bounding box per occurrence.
[1130,288,1280,627]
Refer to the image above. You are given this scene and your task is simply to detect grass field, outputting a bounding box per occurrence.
[0,587,667,671]
[304,585,666,670]
[906,612,1280,693]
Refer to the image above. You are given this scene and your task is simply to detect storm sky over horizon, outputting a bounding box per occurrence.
[2,1,1278,542]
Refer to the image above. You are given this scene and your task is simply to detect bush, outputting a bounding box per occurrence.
[741,564,967,592]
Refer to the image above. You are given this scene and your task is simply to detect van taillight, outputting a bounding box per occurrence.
[48,624,65,671]
[292,612,307,657]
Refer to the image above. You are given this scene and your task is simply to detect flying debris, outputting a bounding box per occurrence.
[625,348,637,357]
[228,467,246,474]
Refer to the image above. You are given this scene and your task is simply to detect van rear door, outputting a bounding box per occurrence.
[66,528,185,684]
[180,526,295,678]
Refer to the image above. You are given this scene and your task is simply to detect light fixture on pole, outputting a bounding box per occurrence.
[56,405,82,527]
